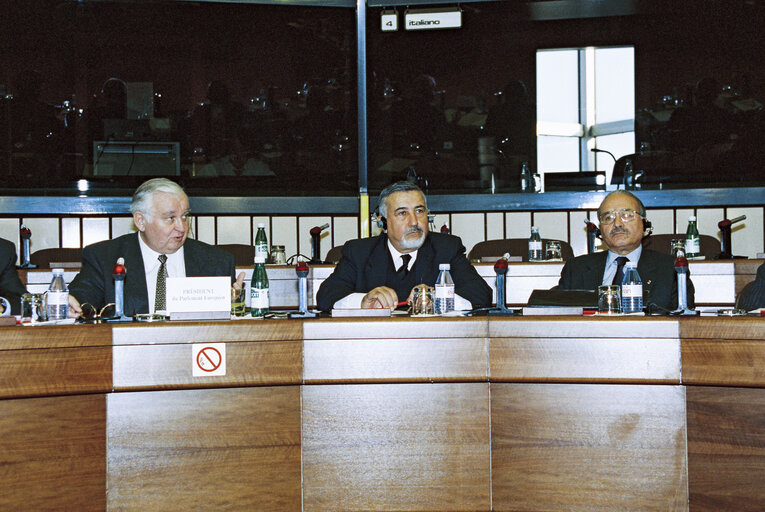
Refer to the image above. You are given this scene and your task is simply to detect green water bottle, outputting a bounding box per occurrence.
[684,215,700,259]
[250,256,269,317]
[255,223,269,262]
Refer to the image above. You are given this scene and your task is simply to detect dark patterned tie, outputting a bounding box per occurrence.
[397,254,412,279]
[155,254,168,311]
[612,256,629,285]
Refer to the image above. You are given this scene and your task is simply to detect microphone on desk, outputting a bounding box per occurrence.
[671,255,698,316]
[18,224,36,269]
[486,253,516,316]
[590,147,616,163]
[717,215,746,260]
[288,257,317,318]
[584,218,600,254]
[310,224,329,264]
[112,257,127,319]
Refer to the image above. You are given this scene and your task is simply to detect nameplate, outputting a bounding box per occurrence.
[166,276,230,321]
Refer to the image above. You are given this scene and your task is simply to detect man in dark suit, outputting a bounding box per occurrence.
[556,190,694,312]
[317,181,492,312]
[737,262,765,311]
[69,178,244,317]
[0,238,27,315]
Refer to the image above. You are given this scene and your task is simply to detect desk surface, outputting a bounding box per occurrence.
[1,316,763,511]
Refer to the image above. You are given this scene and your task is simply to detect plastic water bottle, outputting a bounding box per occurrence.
[621,262,643,313]
[250,256,269,317]
[528,226,543,261]
[255,223,269,262]
[46,268,69,320]
[434,263,455,314]
[684,215,700,258]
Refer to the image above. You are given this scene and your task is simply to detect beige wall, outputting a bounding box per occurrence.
[2,206,763,265]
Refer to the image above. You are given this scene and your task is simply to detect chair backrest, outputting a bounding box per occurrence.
[216,244,254,266]
[642,233,720,259]
[468,238,574,262]
[325,245,344,264]
[29,248,83,268]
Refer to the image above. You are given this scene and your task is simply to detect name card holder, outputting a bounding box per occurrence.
[166,276,230,321]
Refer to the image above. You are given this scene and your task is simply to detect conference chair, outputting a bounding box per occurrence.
[468,238,574,262]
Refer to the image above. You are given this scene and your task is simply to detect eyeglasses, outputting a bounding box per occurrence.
[79,303,117,323]
[598,208,642,225]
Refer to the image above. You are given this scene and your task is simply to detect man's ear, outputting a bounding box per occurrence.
[134,212,146,232]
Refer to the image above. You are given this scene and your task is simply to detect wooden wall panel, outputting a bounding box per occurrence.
[491,383,688,512]
[112,319,302,344]
[0,394,106,511]
[686,386,765,511]
[0,346,112,399]
[304,337,488,383]
[491,337,681,383]
[304,317,489,341]
[107,386,301,511]
[302,383,491,512]
[113,340,301,390]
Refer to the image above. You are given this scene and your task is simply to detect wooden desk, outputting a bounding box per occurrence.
[1,317,763,511]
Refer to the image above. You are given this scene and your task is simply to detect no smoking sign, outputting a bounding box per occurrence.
[192,343,226,377]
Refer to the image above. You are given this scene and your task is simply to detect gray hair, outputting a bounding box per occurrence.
[130,178,187,216]
[597,190,646,218]
[378,181,426,218]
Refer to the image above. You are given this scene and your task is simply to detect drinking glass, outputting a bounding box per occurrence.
[598,285,621,314]
[411,285,434,316]
[545,241,563,261]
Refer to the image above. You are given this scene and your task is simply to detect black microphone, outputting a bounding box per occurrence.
[310,224,329,264]
[309,223,330,236]
[590,147,616,163]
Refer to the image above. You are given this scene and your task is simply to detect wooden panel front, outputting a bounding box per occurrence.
[304,337,488,383]
[1,323,111,350]
[489,316,679,339]
[113,339,301,390]
[491,383,688,511]
[304,317,489,340]
[0,394,106,511]
[686,386,765,511]
[112,319,302,344]
[107,386,301,511]
[681,317,765,386]
[491,337,681,383]
[0,346,112,399]
[302,383,491,511]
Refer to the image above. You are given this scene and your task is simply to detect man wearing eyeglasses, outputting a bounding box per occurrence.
[557,190,694,312]
[68,178,245,318]
[317,181,492,312]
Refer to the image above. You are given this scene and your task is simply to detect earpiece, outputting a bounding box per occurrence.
[643,218,653,237]
[378,216,387,230]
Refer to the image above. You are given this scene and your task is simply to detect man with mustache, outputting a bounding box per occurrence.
[556,190,694,312]
[317,181,492,311]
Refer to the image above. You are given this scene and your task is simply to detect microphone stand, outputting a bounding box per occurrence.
[288,258,317,318]
[671,256,698,316]
[487,254,517,316]
[18,225,36,269]
[111,258,132,322]
[716,215,746,260]
[310,223,329,264]
[584,219,599,254]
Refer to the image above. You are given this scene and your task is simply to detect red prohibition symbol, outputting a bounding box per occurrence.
[197,346,222,372]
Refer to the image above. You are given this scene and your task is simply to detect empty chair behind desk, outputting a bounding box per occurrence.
[468,238,574,262]
[30,248,83,268]
[642,234,720,259]
[215,244,254,267]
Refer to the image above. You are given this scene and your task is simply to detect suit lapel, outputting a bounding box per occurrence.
[585,252,609,289]
[183,240,203,277]
[414,236,435,284]
[364,235,391,290]
[124,233,149,315]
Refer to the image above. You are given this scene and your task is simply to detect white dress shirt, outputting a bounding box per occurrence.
[138,234,186,312]
[602,246,642,286]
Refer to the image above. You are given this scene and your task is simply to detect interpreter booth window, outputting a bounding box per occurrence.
[0,0,356,195]
[536,46,635,190]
